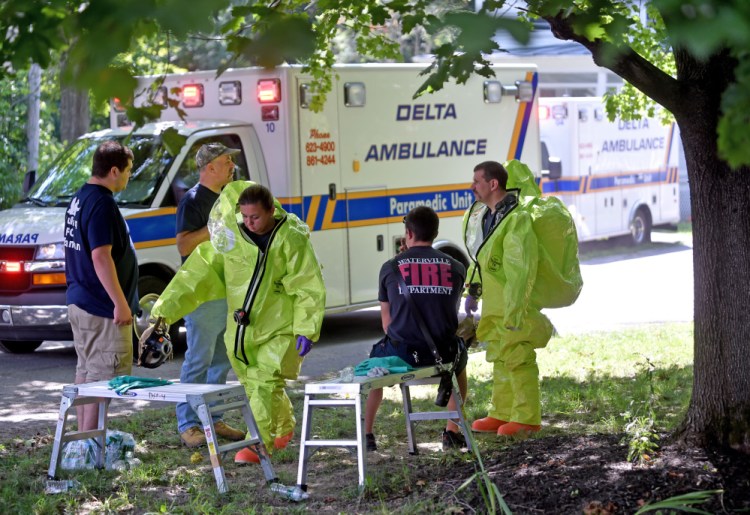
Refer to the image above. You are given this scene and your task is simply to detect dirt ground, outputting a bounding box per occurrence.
[11,417,750,513]
[299,433,750,514]
[457,434,750,514]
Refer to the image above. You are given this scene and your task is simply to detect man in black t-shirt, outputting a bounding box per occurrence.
[364,206,468,452]
[64,140,138,432]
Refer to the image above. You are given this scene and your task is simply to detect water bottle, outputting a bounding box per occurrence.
[270,483,309,502]
[45,479,80,494]
[338,366,354,383]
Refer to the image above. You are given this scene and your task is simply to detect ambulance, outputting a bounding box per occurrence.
[0,63,541,353]
[538,97,681,244]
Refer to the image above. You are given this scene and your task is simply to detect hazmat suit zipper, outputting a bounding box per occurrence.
[464,191,520,291]
[233,215,288,364]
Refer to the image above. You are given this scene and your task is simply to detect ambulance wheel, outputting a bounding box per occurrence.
[133,276,185,359]
[0,340,43,353]
[630,208,652,245]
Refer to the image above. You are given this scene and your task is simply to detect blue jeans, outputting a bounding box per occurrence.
[176,299,231,433]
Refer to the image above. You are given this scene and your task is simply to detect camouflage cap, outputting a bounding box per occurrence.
[196,143,241,170]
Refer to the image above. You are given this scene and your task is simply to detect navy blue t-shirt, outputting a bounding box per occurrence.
[378,246,466,358]
[64,183,139,318]
[175,183,219,262]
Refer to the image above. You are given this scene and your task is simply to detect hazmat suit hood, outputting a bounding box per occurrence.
[207,180,290,255]
[505,159,542,198]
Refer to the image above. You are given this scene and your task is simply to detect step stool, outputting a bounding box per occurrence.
[296,365,470,491]
[48,381,276,493]
[400,372,471,455]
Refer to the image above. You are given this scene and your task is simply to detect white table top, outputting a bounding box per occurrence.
[63,380,247,403]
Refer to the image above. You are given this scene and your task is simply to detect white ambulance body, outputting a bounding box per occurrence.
[0,64,540,352]
[539,97,680,244]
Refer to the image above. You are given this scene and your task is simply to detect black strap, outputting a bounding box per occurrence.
[389,260,443,366]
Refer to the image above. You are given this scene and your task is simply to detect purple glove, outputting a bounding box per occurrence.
[464,295,479,316]
[296,335,313,357]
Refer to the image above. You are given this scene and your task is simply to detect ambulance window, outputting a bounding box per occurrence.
[162,134,250,207]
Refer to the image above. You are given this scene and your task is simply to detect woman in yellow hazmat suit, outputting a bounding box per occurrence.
[151,181,325,463]
[462,160,556,437]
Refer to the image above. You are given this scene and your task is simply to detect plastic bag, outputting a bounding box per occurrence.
[60,430,140,471]
[105,430,140,470]
[60,439,98,470]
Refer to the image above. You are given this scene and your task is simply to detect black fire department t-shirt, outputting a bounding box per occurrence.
[378,246,466,360]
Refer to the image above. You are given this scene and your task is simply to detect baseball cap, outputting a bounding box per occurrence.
[196,143,241,170]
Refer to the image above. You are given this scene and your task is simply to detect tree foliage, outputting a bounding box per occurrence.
[4,0,748,166]
[0,69,63,208]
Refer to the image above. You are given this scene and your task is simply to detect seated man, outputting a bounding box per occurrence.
[364,206,468,452]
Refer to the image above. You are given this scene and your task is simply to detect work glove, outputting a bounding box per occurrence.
[367,367,390,378]
[464,295,479,316]
[296,335,313,357]
[456,315,477,347]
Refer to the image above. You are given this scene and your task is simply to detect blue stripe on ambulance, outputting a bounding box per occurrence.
[126,212,177,244]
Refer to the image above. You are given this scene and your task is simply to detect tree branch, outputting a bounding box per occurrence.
[543,12,682,114]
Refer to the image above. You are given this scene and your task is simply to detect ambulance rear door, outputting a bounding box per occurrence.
[295,75,347,308]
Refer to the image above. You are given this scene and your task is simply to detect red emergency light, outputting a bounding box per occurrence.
[112,97,126,112]
[257,79,281,103]
[182,84,204,108]
[1,261,22,273]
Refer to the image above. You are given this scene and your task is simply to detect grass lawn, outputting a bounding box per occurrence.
[0,323,696,514]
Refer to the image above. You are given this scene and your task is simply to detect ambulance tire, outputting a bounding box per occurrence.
[630,207,652,246]
[0,340,43,354]
[133,275,186,360]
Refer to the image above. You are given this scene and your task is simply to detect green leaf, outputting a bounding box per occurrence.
[402,14,423,34]
[161,128,187,157]
[717,60,750,168]
[369,5,389,26]
[634,489,723,514]
[238,14,316,68]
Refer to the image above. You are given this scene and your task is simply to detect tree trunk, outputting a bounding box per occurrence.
[59,54,89,145]
[544,13,750,454]
[26,64,41,172]
[672,58,750,452]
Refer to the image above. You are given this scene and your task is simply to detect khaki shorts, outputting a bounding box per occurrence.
[68,304,133,382]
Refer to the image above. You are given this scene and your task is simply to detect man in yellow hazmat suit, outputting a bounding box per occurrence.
[151,181,325,463]
[463,160,555,437]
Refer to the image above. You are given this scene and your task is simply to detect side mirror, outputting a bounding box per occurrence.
[23,170,36,194]
[542,158,562,181]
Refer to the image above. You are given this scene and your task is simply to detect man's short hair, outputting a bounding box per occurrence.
[474,160,508,190]
[92,141,134,178]
[404,206,439,242]
[196,142,241,170]
[238,183,274,211]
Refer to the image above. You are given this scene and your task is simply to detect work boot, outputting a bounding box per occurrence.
[441,430,465,451]
[234,447,261,464]
[214,421,245,441]
[365,433,377,452]
[471,416,509,433]
[274,431,294,450]
[180,426,205,448]
[497,422,541,437]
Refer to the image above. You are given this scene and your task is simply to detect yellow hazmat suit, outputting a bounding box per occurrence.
[463,161,560,426]
[152,181,326,448]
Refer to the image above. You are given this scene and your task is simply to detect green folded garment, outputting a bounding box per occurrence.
[108,376,173,394]
[354,356,414,376]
